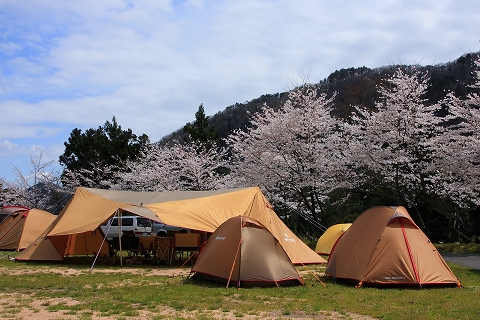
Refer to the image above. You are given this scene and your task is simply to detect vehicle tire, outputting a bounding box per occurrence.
[157,231,167,237]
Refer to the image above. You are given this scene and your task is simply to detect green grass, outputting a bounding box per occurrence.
[0,250,479,319]
[434,243,480,254]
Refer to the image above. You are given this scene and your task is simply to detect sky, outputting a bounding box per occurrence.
[1,0,479,182]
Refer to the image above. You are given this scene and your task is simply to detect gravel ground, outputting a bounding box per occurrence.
[442,254,480,270]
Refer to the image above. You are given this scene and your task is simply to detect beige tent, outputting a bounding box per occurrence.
[16,228,111,261]
[326,206,461,287]
[0,208,56,251]
[16,186,325,264]
[191,216,305,287]
[314,223,351,255]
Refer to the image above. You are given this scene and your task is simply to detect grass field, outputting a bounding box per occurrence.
[0,246,479,320]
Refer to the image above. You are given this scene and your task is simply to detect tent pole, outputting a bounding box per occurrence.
[178,241,206,270]
[90,224,113,272]
[400,219,420,285]
[226,238,242,289]
[118,210,123,267]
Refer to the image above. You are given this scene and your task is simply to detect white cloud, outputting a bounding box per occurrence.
[0,140,20,153]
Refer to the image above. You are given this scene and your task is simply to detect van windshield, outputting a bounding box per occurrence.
[137,218,152,227]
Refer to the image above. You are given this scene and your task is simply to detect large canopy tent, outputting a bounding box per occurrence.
[16,187,325,265]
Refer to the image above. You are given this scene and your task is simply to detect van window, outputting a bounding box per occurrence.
[122,218,134,226]
[110,218,118,226]
[110,217,134,227]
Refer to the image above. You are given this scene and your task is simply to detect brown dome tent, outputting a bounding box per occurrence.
[0,208,56,251]
[190,216,305,288]
[326,206,461,288]
[0,206,29,224]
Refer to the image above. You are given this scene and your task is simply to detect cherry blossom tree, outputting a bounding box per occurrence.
[0,153,65,213]
[115,140,231,191]
[345,67,458,234]
[439,57,480,206]
[226,85,351,226]
[61,156,121,191]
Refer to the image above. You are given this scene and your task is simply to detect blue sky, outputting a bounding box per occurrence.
[1,0,479,182]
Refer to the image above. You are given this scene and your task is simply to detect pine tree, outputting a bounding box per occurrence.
[183,104,219,150]
[60,116,149,188]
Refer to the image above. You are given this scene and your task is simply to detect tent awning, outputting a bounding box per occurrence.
[42,186,325,265]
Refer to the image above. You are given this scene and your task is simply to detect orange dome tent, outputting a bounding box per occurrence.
[326,206,461,287]
[190,216,305,288]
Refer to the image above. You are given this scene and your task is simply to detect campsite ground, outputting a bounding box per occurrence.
[0,260,374,320]
[0,250,479,320]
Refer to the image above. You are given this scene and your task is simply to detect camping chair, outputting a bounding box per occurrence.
[139,236,156,259]
[156,237,172,264]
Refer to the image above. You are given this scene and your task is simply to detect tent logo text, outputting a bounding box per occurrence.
[284,233,296,242]
[383,276,405,280]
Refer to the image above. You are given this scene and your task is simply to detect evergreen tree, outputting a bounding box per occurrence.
[59,116,149,188]
[183,104,219,150]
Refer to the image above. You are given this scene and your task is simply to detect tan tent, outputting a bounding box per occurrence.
[191,216,305,287]
[315,223,351,255]
[16,186,325,264]
[326,206,461,287]
[16,229,110,261]
[15,196,111,261]
[0,208,56,251]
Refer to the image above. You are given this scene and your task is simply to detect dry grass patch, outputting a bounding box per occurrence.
[0,292,374,320]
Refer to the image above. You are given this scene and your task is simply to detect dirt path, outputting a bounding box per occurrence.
[442,254,480,270]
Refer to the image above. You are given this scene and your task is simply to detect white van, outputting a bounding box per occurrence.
[101,216,153,239]
[151,221,189,236]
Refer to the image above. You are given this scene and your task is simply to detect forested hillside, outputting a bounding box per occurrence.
[161,51,479,145]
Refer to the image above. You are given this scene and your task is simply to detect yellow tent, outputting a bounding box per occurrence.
[0,208,56,251]
[314,223,351,255]
[16,187,325,264]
